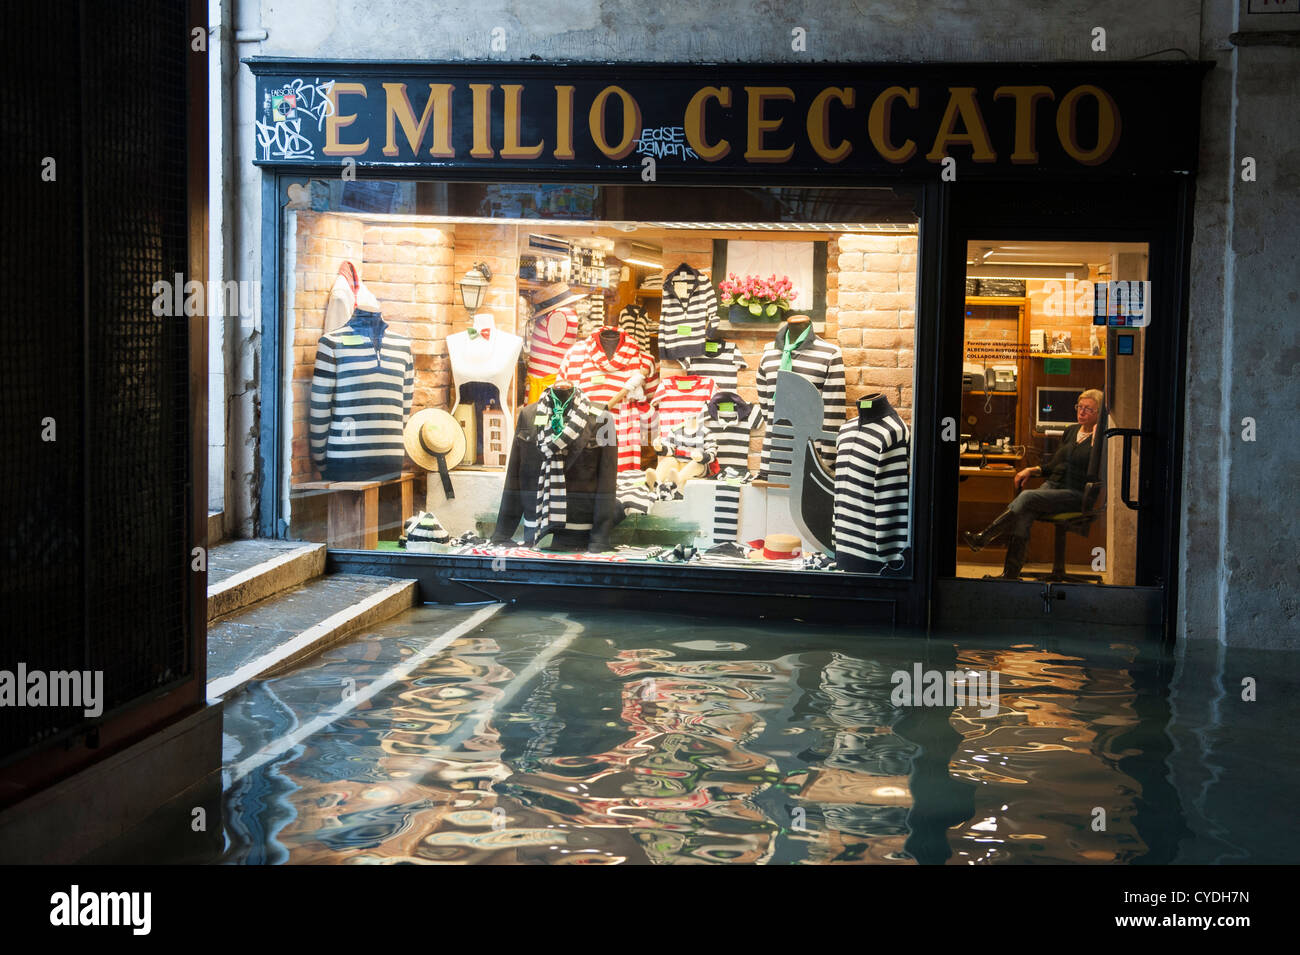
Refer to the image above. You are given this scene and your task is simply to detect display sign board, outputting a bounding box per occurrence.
[246,60,1206,180]
[1093,280,1151,327]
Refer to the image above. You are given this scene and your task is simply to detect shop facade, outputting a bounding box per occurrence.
[240,59,1206,637]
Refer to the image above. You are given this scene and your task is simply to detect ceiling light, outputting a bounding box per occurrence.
[967,263,1090,280]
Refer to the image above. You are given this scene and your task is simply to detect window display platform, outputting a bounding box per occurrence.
[423,468,860,564]
[325,547,914,627]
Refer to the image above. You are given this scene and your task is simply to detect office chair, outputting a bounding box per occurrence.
[1021,404,1108,584]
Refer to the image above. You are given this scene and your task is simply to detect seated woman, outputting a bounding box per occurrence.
[964,388,1103,579]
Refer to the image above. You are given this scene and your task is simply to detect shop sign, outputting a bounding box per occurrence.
[248,60,1203,179]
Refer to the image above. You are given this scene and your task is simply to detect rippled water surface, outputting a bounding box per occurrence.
[220,605,1297,864]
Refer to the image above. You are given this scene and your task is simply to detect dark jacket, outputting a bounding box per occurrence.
[491,402,622,551]
[1041,424,1097,494]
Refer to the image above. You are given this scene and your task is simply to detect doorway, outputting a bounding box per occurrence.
[931,181,1192,641]
[954,240,1148,585]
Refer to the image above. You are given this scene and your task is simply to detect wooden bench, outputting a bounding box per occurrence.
[292,471,419,549]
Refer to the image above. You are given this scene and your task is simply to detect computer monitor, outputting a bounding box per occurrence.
[1036,387,1081,430]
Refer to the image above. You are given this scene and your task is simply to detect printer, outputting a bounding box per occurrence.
[962,362,986,392]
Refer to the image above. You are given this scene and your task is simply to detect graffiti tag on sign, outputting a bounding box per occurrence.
[635,126,699,161]
[255,78,336,162]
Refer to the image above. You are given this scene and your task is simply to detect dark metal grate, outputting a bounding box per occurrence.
[0,0,192,760]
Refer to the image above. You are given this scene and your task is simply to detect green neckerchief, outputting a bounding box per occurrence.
[779,323,811,371]
[547,388,574,437]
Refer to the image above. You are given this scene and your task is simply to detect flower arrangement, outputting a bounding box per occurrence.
[717,273,798,318]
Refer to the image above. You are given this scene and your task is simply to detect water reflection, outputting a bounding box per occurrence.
[222,608,1185,864]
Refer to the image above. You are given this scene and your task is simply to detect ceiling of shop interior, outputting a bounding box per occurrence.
[967,240,1148,272]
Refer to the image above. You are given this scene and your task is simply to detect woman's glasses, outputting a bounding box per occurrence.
[1075,403,1098,414]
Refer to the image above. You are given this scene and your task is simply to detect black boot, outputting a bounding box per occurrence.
[964,508,1016,553]
[983,535,1028,580]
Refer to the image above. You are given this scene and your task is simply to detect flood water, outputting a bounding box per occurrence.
[219,604,1297,864]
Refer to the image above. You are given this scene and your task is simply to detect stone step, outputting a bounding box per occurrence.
[207,539,327,622]
[207,510,224,546]
[206,573,418,701]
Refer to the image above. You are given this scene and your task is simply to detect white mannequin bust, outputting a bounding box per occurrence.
[447,311,523,420]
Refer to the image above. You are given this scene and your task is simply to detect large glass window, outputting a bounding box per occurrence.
[283,183,919,577]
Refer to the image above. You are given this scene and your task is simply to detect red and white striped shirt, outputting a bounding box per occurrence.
[526,307,580,379]
[649,374,716,444]
[558,329,658,403]
[560,329,659,471]
[616,401,656,471]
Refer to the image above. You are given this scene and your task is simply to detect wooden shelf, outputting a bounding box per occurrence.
[635,288,662,298]
[965,389,1019,397]
[517,277,606,294]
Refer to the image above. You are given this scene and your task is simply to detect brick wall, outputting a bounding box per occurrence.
[289,214,455,486]
[451,223,521,335]
[289,212,365,484]
[361,222,455,420]
[831,233,918,426]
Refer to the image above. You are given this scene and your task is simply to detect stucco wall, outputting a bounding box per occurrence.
[220,0,1300,648]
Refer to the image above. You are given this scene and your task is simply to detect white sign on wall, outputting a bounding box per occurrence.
[723,241,816,309]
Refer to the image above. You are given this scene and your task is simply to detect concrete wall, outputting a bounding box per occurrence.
[220,0,1300,648]
[1180,3,1300,652]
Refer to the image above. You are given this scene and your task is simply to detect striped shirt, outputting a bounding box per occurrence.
[576,295,605,340]
[309,312,414,479]
[525,307,580,379]
[661,417,718,468]
[702,393,762,472]
[616,471,658,515]
[616,401,655,472]
[557,330,657,405]
[832,411,911,565]
[681,339,747,393]
[659,264,717,360]
[757,326,846,476]
[558,329,659,471]
[618,304,654,354]
[649,375,716,444]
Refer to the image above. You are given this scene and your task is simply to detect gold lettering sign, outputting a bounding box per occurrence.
[382,83,454,158]
[744,86,796,162]
[279,74,1131,171]
[807,87,855,163]
[469,83,495,158]
[684,86,732,161]
[323,82,369,156]
[867,86,919,163]
[993,85,1054,164]
[926,87,997,163]
[1057,85,1121,165]
[501,85,544,159]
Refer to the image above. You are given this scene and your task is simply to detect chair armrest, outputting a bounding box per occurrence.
[1081,480,1103,513]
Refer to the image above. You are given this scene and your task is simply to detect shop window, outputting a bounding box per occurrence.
[283,182,919,577]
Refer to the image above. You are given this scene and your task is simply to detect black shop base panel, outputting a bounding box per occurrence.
[325,550,919,630]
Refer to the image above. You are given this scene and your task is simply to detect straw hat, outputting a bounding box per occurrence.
[532,283,586,316]
[746,534,803,561]
[403,408,467,472]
